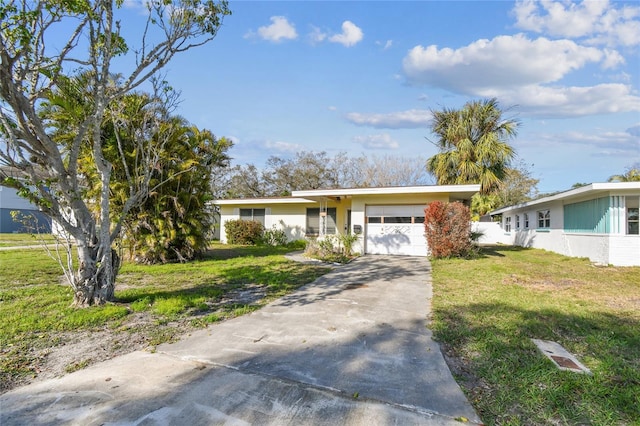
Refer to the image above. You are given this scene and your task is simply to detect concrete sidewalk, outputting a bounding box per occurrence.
[0,255,481,425]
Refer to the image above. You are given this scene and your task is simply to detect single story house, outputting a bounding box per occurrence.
[0,185,51,233]
[490,182,640,266]
[215,184,480,256]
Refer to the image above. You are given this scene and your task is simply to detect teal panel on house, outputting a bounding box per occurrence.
[564,197,610,233]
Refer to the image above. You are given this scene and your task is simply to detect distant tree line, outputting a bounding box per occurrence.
[213,151,434,199]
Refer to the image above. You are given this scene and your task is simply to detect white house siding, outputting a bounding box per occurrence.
[472,222,511,244]
[490,183,640,267]
[563,233,610,265]
[608,235,640,267]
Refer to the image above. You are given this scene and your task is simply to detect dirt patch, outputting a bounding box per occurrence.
[439,344,490,406]
[604,296,640,311]
[1,287,269,395]
[502,274,583,291]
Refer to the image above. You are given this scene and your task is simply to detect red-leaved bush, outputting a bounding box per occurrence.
[424,201,472,258]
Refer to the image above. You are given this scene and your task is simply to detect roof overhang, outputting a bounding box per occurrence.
[292,184,480,201]
[490,182,640,215]
[213,197,314,205]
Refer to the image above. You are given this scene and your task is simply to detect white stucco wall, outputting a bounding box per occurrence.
[608,235,640,267]
[563,233,610,265]
[472,222,511,244]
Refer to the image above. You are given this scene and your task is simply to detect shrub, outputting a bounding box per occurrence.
[260,225,288,246]
[304,234,359,264]
[338,233,359,257]
[424,201,473,258]
[225,219,264,245]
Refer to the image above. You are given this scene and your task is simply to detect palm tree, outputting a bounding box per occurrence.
[608,166,640,182]
[426,98,518,194]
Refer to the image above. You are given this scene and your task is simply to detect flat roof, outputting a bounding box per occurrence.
[491,182,640,215]
[213,197,314,205]
[292,184,480,198]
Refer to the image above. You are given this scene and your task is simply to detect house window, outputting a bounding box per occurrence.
[306,208,337,235]
[524,213,529,229]
[384,216,412,224]
[505,216,511,232]
[538,210,550,228]
[239,208,265,225]
[629,208,639,235]
[325,208,337,234]
[515,215,520,230]
[628,197,639,235]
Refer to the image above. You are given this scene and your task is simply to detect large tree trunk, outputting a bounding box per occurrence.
[73,243,120,307]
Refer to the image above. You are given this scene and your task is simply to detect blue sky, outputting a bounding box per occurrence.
[124,0,639,193]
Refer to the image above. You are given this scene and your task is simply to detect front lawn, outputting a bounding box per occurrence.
[0,242,330,393]
[431,246,640,425]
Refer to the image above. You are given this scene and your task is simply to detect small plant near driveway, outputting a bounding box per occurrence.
[304,233,359,264]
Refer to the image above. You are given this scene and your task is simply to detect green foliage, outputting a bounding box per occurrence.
[225,219,265,245]
[424,201,474,258]
[338,233,359,257]
[260,225,288,246]
[42,77,233,264]
[427,98,518,194]
[304,234,359,263]
[120,123,233,264]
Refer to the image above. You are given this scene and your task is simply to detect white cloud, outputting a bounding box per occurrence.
[512,0,640,47]
[249,16,298,43]
[345,109,431,129]
[329,21,363,47]
[264,140,303,153]
[376,39,393,50]
[327,106,337,111]
[352,134,399,150]
[401,27,640,118]
[488,83,640,118]
[403,34,612,92]
[553,129,639,157]
[309,26,327,44]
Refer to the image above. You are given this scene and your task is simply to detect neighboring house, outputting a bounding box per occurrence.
[490,182,640,267]
[215,184,480,256]
[0,185,51,233]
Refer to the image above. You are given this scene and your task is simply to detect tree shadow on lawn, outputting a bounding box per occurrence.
[476,244,530,258]
[115,262,330,306]
[435,301,640,424]
[203,244,299,260]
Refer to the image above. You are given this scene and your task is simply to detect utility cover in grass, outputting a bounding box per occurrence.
[532,339,592,375]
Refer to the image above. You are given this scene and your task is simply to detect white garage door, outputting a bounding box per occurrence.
[365,205,427,256]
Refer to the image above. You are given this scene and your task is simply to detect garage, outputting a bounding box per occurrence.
[365,205,427,256]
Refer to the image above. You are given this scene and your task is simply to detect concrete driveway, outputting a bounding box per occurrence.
[0,255,481,425]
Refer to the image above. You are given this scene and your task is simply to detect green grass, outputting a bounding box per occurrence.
[0,243,329,392]
[0,233,57,247]
[430,245,640,425]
